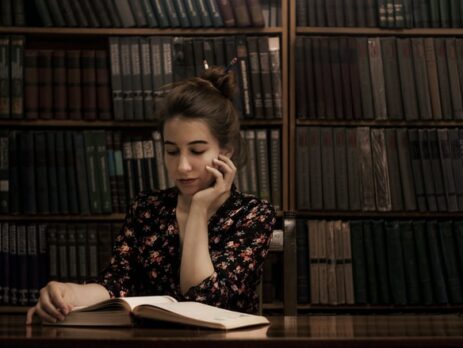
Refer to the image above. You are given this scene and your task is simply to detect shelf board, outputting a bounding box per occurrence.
[0,26,283,36]
[0,306,29,314]
[0,119,282,129]
[296,119,463,127]
[0,214,126,222]
[295,211,463,218]
[297,27,463,36]
[297,304,463,313]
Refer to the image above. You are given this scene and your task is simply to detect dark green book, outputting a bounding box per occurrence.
[19,132,36,214]
[46,132,59,214]
[83,131,101,214]
[384,128,404,211]
[34,132,50,214]
[9,36,24,120]
[454,221,463,283]
[73,132,91,215]
[407,129,426,211]
[350,220,367,304]
[0,132,8,214]
[438,221,462,303]
[0,36,10,119]
[396,38,419,121]
[380,37,404,120]
[418,129,437,211]
[437,129,458,212]
[385,220,407,305]
[64,132,79,214]
[356,37,374,120]
[394,128,417,211]
[94,131,112,214]
[371,220,390,304]
[427,129,447,211]
[296,219,309,304]
[410,38,432,120]
[449,129,463,209]
[362,221,378,304]
[183,0,202,27]
[399,221,421,304]
[320,127,336,210]
[445,38,463,120]
[426,221,449,304]
[309,127,323,210]
[333,127,348,210]
[55,131,69,214]
[434,38,453,120]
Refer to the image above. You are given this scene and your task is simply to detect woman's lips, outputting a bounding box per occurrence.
[178,178,197,185]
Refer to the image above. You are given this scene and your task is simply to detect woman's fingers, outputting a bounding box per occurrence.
[39,288,66,320]
[34,304,59,323]
[25,306,36,325]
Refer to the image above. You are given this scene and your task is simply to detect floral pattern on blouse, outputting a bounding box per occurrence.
[95,186,276,314]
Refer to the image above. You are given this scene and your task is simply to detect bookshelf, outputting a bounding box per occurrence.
[0,0,289,313]
[287,1,463,315]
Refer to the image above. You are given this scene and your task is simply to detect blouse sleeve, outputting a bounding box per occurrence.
[183,199,276,308]
[95,196,145,298]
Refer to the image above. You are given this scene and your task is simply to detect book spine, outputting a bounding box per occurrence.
[27,224,40,304]
[129,39,144,121]
[81,50,97,120]
[34,132,50,214]
[410,38,432,120]
[64,131,79,214]
[66,50,82,120]
[269,129,281,211]
[24,50,39,120]
[9,36,24,120]
[109,38,124,121]
[216,0,236,27]
[268,37,282,118]
[73,132,91,215]
[46,132,59,214]
[0,131,8,214]
[95,50,112,120]
[0,37,10,118]
[16,224,28,306]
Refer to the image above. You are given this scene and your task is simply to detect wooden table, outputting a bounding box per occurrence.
[1,313,463,347]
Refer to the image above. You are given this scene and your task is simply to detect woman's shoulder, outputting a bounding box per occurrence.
[231,189,276,218]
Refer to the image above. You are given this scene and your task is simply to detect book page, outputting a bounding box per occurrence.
[137,302,269,329]
[72,295,177,312]
[122,295,177,310]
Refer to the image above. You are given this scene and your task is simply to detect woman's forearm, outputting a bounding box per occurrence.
[179,205,214,294]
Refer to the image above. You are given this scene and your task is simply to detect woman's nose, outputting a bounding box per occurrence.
[177,155,192,172]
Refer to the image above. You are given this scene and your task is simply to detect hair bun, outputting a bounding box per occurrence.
[199,65,237,100]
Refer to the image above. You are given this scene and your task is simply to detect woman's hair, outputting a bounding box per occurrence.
[157,66,247,168]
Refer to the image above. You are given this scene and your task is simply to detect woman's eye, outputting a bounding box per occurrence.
[191,150,206,155]
[165,150,179,156]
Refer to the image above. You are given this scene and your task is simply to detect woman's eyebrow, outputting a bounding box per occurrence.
[163,140,209,145]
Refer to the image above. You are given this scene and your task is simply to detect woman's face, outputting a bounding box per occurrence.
[163,116,226,197]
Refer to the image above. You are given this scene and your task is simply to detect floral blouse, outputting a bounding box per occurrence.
[96,186,276,314]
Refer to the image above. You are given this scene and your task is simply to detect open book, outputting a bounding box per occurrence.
[42,296,270,330]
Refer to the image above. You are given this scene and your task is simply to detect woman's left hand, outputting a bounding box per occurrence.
[191,154,236,211]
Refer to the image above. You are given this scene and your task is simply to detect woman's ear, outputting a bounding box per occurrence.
[220,146,234,158]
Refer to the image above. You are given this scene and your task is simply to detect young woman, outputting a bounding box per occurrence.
[27,65,276,324]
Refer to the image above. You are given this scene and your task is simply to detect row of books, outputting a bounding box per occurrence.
[0,222,117,306]
[296,36,463,121]
[296,219,463,306]
[296,0,378,28]
[109,35,282,121]
[0,128,281,215]
[25,0,279,28]
[296,0,463,28]
[0,34,282,121]
[296,127,463,212]
[0,0,25,26]
[377,0,463,28]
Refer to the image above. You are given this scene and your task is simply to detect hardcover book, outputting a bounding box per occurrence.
[40,296,270,330]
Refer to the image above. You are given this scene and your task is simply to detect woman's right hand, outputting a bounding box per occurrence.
[26,281,76,325]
